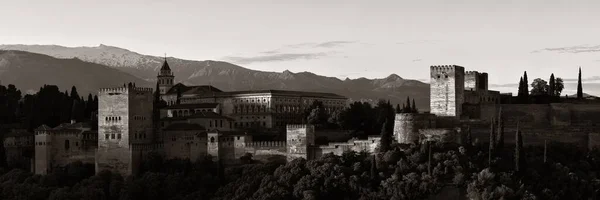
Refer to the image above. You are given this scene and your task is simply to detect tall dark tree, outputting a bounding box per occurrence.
[70,86,79,100]
[577,67,583,99]
[496,107,504,149]
[85,94,94,119]
[555,77,565,96]
[379,119,392,152]
[548,73,556,96]
[176,87,182,105]
[515,121,525,174]
[466,125,473,147]
[395,104,401,113]
[543,140,548,164]
[523,71,529,99]
[370,155,377,180]
[489,118,495,167]
[405,96,411,113]
[411,99,417,113]
[518,77,524,96]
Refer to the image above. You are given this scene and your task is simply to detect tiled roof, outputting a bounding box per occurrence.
[161,111,234,121]
[52,122,91,130]
[35,124,52,131]
[166,84,223,95]
[165,103,219,109]
[164,123,206,131]
[209,90,346,99]
[207,130,249,136]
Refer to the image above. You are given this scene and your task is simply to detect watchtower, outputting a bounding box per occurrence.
[430,65,465,117]
[96,85,154,175]
[286,124,315,162]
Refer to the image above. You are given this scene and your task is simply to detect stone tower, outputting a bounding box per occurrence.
[157,58,174,95]
[430,65,465,117]
[286,124,315,162]
[96,85,154,175]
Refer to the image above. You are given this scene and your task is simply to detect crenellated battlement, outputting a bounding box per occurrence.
[465,71,480,75]
[98,86,153,94]
[430,65,464,72]
[243,141,287,147]
[286,124,314,129]
[130,143,164,150]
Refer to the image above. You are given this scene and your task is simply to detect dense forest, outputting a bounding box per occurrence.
[0,138,598,200]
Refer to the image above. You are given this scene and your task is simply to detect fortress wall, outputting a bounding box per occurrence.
[394,113,436,144]
[496,104,551,128]
[549,103,572,126]
[570,104,600,125]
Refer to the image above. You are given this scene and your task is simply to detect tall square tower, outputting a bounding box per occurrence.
[96,85,154,175]
[430,65,465,117]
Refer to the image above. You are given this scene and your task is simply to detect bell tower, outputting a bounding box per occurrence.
[157,55,174,95]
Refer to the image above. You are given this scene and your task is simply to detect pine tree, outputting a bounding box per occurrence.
[401,103,406,113]
[497,107,504,149]
[411,99,417,113]
[395,104,401,113]
[548,73,556,96]
[85,94,93,120]
[577,67,583,99]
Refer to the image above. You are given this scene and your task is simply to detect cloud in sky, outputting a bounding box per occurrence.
[225,40,357,64]
[532,44,600,54]
[223,52,329,65]
[412,59,422,62]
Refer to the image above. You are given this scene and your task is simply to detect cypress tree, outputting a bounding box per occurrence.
[548,73,556,96]
[543,140,548,164]
[466,125,473,147]
[70,86,79,100]
[379,119,391,152]
[402,103,406,113]
[428,141,432,175]
[412,99,417,113]
[370,155,377,179]
[515,121,525,174]
[395,104,401,113]
[523,71,529,99]
[577,67,583,99]
[518,77,524,100]
[406,96,411,112]
[489,118,495,167]
[176,87,182,105]
[497,107,504,149]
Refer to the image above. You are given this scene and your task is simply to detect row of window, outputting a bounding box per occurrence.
[171,109,213,117]
[171,136,195,141]
[234,121,267,128]
[133,116,147,120]
[106,116,122,121]
[105,134,122,140]
[209,120,226,128]
[159,79,173,85]
[233,98,344,105]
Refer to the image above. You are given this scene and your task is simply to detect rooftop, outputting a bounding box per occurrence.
[161,111,234,121]
[165,103,219,109]
[166,83,223,95]
[164,123,206,131]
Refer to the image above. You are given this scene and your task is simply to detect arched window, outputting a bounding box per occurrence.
[65,140,70,150]
[210,137,215,143]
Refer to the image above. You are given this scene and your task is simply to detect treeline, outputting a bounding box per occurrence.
[0,84,98,131]
[305,99,397,139]
[0,138,597,200]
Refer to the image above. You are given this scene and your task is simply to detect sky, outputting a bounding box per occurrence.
[1,0,600,94]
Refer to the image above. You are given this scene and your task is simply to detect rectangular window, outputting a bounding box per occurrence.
[111,134,115,139]
[117,134,122,139]
[105,134,109,139]
[220,120,223,127]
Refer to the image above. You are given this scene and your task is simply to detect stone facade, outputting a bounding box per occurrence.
[3,129,33,170]
[430,65,465,117]
[96,85,154,175]
[393,113,437,144]
[33,122,97,175]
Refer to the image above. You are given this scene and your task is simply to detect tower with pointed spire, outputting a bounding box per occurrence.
[157,55,174,95]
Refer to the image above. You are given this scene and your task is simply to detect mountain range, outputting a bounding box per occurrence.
[0,44,430,110]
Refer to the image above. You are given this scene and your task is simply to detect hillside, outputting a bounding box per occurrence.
[0,44,430,110]
[0,50,151,96]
